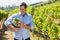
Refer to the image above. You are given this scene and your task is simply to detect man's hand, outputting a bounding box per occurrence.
[18,22,25,28]
[18,22,32,30]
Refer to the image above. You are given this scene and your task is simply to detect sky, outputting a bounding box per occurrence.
[0,0,48,7]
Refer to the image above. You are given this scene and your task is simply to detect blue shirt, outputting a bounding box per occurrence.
[4,12,34,40]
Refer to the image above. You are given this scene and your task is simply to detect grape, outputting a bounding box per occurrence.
[12,17,21,26]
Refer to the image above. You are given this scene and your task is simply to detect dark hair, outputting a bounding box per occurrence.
[20,2,27,9]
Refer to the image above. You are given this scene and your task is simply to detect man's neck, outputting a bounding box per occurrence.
[21,13,26,17]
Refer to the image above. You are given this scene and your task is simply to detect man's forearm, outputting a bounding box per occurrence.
[7,24,19,32]
[18,23,32,30]
[24,25,32,30]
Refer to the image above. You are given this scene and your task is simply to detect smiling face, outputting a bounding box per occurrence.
[20,6,26,15]
[19,2,27,16]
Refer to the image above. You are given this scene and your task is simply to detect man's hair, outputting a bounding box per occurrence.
[20,2,27,9]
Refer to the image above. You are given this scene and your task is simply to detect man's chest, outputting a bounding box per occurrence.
[19,16,30,24]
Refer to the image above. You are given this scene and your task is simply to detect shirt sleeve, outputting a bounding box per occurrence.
[30,16,34,30]
[4,16,12,26]
[4,14,16,27]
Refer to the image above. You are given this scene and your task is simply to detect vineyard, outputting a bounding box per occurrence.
[0,0,60,40]
[32,1,60,40]
[28,0,60,40]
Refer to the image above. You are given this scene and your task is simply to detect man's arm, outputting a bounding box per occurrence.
[25,16,34,30]
[4,14,20,32]
[7,24,19,32]
[18,23,31,30]
[18,16,34,30]
[24,24,32,30]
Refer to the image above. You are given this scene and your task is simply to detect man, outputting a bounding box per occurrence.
[4,2,34,40]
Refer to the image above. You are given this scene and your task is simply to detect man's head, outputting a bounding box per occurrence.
[20,2,27,16]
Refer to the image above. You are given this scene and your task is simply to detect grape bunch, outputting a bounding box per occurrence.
[11,17,21,28]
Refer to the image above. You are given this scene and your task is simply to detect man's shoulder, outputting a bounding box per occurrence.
[26,13,32,17]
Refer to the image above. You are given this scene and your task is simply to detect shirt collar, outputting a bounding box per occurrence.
[19,12,27,17]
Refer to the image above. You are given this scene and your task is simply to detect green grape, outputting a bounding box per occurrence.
[12,18,21,26]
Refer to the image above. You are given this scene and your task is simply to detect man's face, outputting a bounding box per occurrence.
[20,6,26,14]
